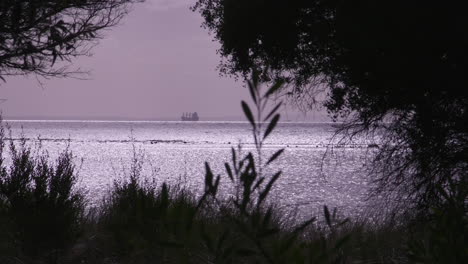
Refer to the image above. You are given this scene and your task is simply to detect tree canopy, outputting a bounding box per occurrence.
[193,0,468,209]
[0,0,140,81]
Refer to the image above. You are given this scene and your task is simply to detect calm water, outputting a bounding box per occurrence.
[4,120,382,219]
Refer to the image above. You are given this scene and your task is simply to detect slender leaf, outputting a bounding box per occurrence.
[258,171,281,204]
[241,101,256,128]
[264,80,284,98]
[293,217,315,234]
[266,149,285,165]
[225,162,234,181]
[213,175,220,195]
[252,177,265,191]
[160,183,169,210]
[262,207,273,227]
[264,102,282,122]
[263,114,280,140]
[205,162,213,190]
[339,218,349,226]
[51,50,57,66]
[324,205,331,228]
[231,147,237,174]
[252,69,260,88]
[248,80,257,105]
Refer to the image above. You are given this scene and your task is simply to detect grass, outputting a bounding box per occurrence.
[0,134,463,263]
[0,125,85,263]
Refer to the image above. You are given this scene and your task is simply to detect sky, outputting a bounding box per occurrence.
[0,0,329,121]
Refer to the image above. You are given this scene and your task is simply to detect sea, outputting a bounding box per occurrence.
[3,120,386,221]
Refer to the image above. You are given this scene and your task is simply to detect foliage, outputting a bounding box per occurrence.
[75,73,361,264]
[192,0,468,211]
[408,182,468,263]
[0,123,85,262]
[2,75,461,263]
[96,163,204,263]
[197,72,353,264]
[0,0,141,81]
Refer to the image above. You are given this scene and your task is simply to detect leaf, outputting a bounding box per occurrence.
[225,162,233,181]
[252,69,260,88]
[231,147,237,174]
[248,80,257,105]
[258,171,281,204]
[264,80,284,98]
[264,102,282,122]
[160,183,169,210]
[241,101,255,128]
[263,114,280,140]
[205,162,213,190]
[293,217,315,234]
[204,162,220,196]
[51,50,57,66]
[262,207,273,227]
[266,149,284,165]
[213,175,220,195]
[252,177,265,191]
[324,205,331,228]
[339,218,349,226]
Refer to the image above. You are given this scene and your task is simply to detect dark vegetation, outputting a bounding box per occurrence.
[0,125,85,262]
[0,0,141,81]
[192,0,468,213]
[0,0,465,263]
[192,2,467,261]
[0,78,465,263]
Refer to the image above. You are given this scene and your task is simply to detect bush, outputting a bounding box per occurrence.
[0,124,85,262]
[408,182,468,263]
[95,172,205,262]
[4,74,461,263]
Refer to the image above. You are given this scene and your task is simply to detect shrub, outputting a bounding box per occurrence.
[0,123,85,262]
[95,157,205,263]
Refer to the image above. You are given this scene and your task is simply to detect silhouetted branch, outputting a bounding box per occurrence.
[0,0,142,82]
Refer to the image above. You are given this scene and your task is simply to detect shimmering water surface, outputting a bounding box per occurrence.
[5,121,381,219]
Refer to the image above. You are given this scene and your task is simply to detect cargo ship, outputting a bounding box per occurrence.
[181,112,199,121]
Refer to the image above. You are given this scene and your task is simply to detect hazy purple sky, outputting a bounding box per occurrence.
[0,0,328,121]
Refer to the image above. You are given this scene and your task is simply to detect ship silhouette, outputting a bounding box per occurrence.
[181,112,199,121]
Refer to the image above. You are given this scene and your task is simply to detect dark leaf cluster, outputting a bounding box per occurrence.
[0,0,141,81]
[0,124,84,261]
[193,0,468,211]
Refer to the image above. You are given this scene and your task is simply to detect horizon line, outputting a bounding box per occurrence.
[3,119,338,124]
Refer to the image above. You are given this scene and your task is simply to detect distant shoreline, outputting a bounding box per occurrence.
[3,119,339,124]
